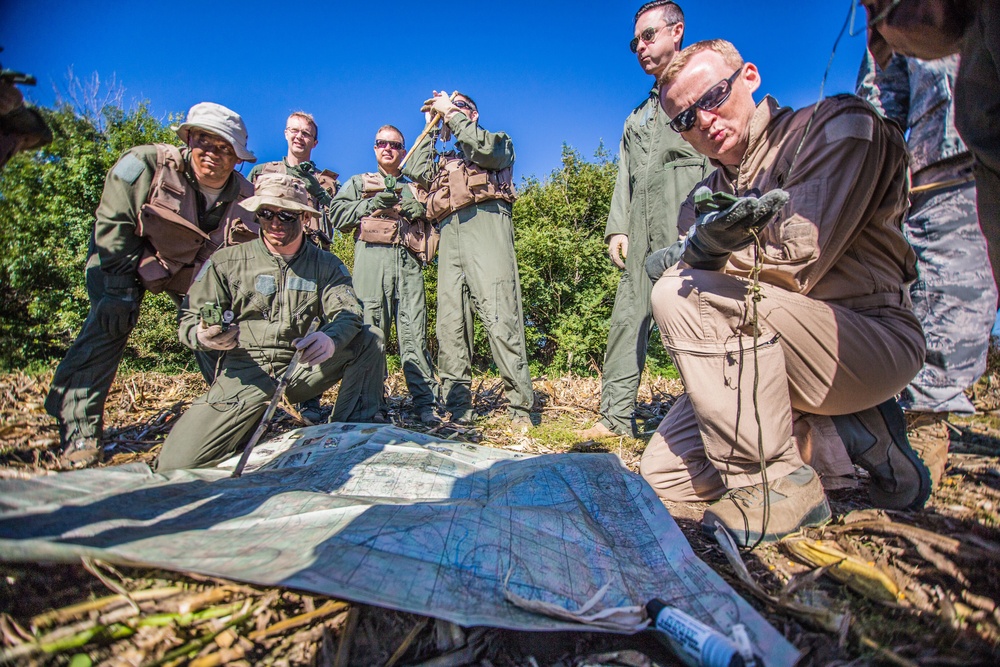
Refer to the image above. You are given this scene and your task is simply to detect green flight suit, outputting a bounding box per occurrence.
[328,172,438,413]
[403,115,533,419]
[44,145,248,446]
[156,237,385,471]
[599,90,711,435]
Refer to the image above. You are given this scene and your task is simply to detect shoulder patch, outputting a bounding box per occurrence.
[112,153,146,184]
[824,113,874,144]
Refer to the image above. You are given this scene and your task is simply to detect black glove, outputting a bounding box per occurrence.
[681,188,790,270]
[398,198,425,220]
[645,241,686,283]
[369,191,399,211]
[97,274,140,337]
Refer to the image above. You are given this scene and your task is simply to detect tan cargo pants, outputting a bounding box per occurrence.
[640,268,924,502]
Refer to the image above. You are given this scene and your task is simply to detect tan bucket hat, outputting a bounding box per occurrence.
[241,173,320,215]
[173,102,257,162]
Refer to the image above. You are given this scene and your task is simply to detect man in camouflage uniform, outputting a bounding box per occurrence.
[329,125,440,425]
[858,52,997,488]
[156,174,385,471]
[402,91,533,427]
[45,102,257,469]
[578,0,710,440]
[249,111,340,422]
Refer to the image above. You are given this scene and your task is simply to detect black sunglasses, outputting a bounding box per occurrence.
[629,22,676,54]
[257,208,300,223]
[669,68,743,133]
[375,139,404,151]
[453,99,476,111]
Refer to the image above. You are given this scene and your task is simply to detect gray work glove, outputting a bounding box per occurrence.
[681,187,790,270]
[645,241,686,283]
[294,331,336,366]
[196,322,240,350]
[369,190,399,211]
[398,198,425,221]
[97,274,140,338]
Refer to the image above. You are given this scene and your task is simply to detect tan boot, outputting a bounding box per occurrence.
[575,421,623,441]
[702,466,831,546]
[906,411,950,489]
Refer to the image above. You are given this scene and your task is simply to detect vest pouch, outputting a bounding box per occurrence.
[357,216,400,245]
[467,172,492,203]
[225,209,260,246]
[136,203,210,292]
[400,219,441,263]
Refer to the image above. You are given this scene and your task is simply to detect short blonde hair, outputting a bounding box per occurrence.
[661,39,744,85]
[286,111,318,139]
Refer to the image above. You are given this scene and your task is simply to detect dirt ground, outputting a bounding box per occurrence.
[2,367,1000,666]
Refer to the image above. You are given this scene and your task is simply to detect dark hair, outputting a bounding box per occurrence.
[455,92,478,111]
[633,1,684,27]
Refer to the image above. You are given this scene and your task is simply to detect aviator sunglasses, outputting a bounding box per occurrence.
[629,22,677,54]
[257,208,300,224]
[669,68,743,133]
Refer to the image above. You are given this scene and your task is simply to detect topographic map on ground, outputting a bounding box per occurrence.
[0,423,799,666]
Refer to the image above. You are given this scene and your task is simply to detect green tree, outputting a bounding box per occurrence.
[512,145,620,373]
[0,101,182,371]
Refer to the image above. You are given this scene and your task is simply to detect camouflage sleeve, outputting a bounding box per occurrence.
[857,50,910,129]
[327,175,370,232]
[401,131,437,188]
[604,129,631,241]
[177,259,232,351]
[247,163,262,184]
[318,261,364,350]
[92,146,156,277]
[446,114,515,171]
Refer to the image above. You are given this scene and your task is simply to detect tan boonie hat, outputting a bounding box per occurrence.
[241,173,320,216]
[173,102,257,163]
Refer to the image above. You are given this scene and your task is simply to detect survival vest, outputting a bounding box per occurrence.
[358,172,440,264]
[422,153,516,223]
[255,160,339,248]
[134,144,256,295]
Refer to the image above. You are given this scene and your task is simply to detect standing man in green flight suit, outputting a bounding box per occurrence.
[403,91,533,428]
[328,125,441,425]
[156,173,385,471]
[578,0,710,440]
[45,102,258,469]
[249,111,340,422]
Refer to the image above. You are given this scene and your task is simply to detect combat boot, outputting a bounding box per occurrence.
[831,399,931,510]
[702,465,831,546]
[59,437,102,470]
[906,411,950,489]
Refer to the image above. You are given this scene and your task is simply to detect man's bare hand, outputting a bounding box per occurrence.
[608,234,629,269]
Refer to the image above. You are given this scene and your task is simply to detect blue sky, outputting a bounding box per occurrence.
[2,1,868,183]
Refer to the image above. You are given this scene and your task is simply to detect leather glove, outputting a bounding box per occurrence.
[398,198,425,220]
[607,234,629,269]
[681,187,790,270]
[294,331,335,366]
[369,190,399,211]
[196,322,240,350]
[645,241,686,283]
[97,274,140,337]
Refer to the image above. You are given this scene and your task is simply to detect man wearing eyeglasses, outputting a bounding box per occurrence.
[577,0,710,442]
[45,102,259,469]
[156,173,385,471]
[328,125,440,426]
[249,111,340,248]
[403,91,533,429]
[642,39,928,544]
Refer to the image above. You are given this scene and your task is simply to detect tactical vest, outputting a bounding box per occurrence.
[256,160,338,247]
[134,144,256,295]
[358,173,440,264]
[422,154,516,223]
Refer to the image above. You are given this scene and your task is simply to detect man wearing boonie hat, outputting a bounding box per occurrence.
[156,173,386,471]
[45,101,258,470]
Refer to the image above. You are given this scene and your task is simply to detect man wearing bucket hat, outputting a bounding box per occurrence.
[45,101,258,470]
[156,173,386,471]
